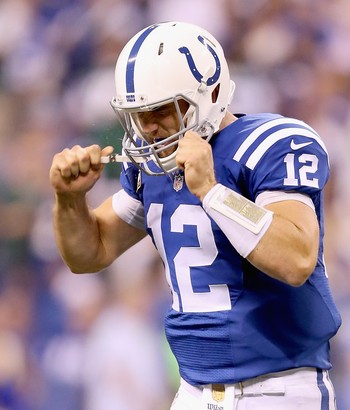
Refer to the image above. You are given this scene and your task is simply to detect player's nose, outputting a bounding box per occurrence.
[139,119,160,142]
[141,121,158,134]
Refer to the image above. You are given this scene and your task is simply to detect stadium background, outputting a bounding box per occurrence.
[0,0,349,409]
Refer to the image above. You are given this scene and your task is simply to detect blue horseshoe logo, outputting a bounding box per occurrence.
[179,35,221,86]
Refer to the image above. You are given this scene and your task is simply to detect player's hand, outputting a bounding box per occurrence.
[49,144,114,196]
[176,131,217,201]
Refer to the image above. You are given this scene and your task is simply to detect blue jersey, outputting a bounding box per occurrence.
[119,113,341,385]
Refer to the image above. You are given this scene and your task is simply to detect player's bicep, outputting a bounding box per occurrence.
[94,196,147,265]
[265,199,319,239]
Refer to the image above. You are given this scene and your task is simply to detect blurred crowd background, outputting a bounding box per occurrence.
[0,0,350,409]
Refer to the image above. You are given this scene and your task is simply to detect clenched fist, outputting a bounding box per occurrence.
[49,144,114,196]
[176,132,217,201]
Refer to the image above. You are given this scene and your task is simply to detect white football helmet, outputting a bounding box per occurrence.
[111,21,235,175]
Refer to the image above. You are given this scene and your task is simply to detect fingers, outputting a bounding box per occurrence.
[56,147,88,179]
[101,145,114,159]
[50,145,114,194]
[55,145,113,179]
[176,132,217,200]
[176,131,210,169]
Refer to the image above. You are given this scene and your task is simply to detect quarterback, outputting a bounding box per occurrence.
[50,22,341,409]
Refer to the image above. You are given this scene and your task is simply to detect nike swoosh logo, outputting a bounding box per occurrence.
[290,140,313,150]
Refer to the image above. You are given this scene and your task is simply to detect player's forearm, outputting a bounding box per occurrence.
[53,193,107,273]
[247,207,319,286]
[203,184,319,287]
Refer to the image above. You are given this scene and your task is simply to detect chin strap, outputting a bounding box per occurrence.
[100,154,145,164]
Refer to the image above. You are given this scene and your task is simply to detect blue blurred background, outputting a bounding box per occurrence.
[0,1,349,409]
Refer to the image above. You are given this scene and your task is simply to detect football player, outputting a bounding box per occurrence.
[50,21,341,409]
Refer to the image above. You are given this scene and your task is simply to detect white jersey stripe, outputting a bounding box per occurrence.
[122,148,130,171]
[322,369,337,410]
[245,127,329,170]
[233,117,318,162]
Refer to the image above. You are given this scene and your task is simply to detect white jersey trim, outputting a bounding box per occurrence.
[233,118,316,161]
[256,191,315,211]
[112,189,145,230]
[246,127,328,170]
[233,118,329,169]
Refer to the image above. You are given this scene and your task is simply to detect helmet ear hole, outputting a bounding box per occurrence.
[211,84,220,103]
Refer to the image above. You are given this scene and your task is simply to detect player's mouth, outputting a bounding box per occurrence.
[153,137,166,144]
[153,136,171,149]
[153,137,177,158]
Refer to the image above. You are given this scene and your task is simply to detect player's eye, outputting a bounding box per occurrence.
[152,103,175,116]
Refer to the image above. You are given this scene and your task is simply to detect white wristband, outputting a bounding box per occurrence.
[202,184,273,257]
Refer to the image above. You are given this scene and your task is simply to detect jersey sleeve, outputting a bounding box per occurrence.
[112,163,145,230]
[236,121,330,200]
[112,189,145,230]
[119,162,141,200]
